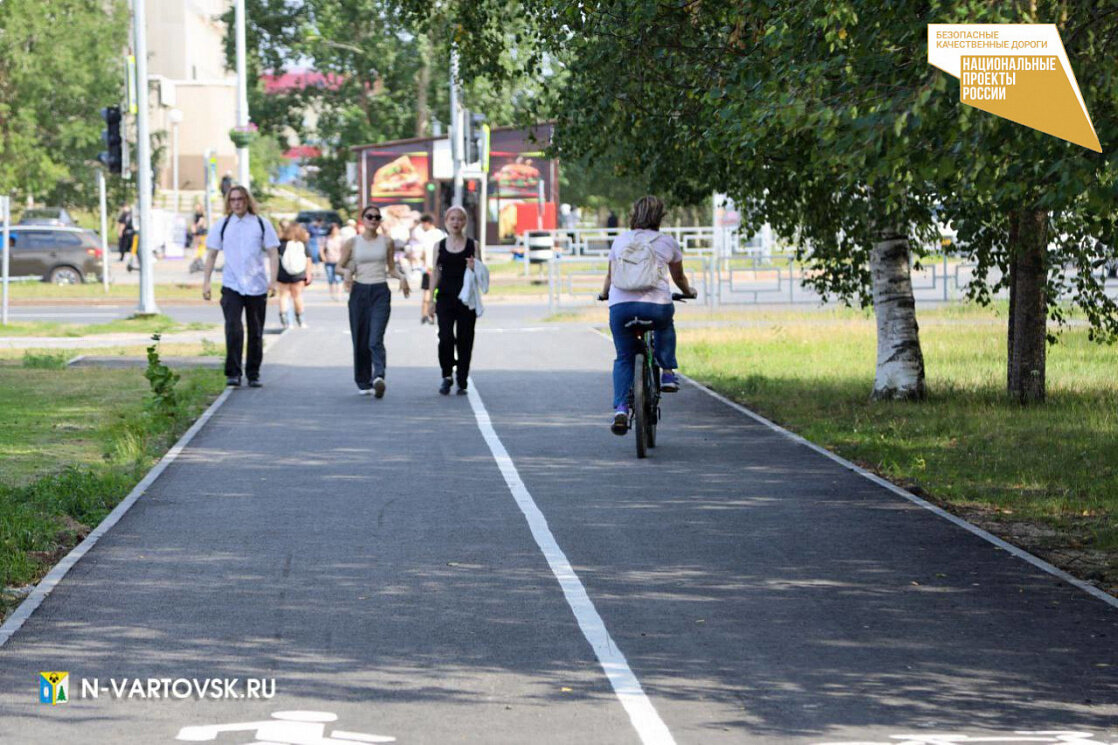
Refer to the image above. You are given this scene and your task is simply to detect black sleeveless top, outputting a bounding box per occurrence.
[436,238,476,298]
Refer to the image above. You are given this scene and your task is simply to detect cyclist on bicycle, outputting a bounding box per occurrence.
[598,195,698,435]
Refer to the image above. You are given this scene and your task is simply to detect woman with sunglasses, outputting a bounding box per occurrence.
[339,206,411,398]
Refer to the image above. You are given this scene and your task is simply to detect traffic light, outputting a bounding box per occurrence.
[98,106,123,174]
[464,111,487,167]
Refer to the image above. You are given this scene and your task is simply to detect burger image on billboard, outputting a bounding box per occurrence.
[493,159,540,198]
[372,154,426,198]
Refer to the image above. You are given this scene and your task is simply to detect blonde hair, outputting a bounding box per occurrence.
[629,195,665,231]
[444,205,468,223]
[281,222,309,243]
[223,185,259,216]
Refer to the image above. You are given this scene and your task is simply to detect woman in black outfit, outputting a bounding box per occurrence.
[427,205,476,395]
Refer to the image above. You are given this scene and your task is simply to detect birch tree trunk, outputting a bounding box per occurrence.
[1006,208,1048,404]
[870,231,926,401]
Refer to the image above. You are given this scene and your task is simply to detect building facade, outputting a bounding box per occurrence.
[145,0,238,198]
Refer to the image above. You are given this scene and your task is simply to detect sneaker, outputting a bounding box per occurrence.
[456,386,468,396]
[661,371,680,392]
[226,376,242,387]
[357,387,373,396]
[439,377,452,395]
[373,377,386,399]
[611,406,629,436]
[247,379,263,388]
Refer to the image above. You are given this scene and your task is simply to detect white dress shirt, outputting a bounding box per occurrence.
[209,213,280,295]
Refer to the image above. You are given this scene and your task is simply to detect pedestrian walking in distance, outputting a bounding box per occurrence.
[428,205,479,396]
[321,222,345,302]
[116,204,135,262]
[414,213,445,324]
[340,205,411,398]
[202,186,281,388]
[276,222,313,329]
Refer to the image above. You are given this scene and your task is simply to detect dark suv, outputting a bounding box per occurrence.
[295,209,343,229]
[5,227,103,283]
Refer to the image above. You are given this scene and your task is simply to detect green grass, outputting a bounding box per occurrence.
[5,282,213,302]
[0,314,214,338]
[0,359,224,609]
[0,341,222,362]
[673,308,1118,593]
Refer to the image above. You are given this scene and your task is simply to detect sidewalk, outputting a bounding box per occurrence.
[0,302,1114,744]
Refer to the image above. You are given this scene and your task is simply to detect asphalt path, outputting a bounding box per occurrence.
[0,298,1115,745]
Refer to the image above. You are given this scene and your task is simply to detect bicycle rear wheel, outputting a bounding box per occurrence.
[632,352,648,458]
[646,363,658,449]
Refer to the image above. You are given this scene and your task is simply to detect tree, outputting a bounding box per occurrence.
[223,0,550,209]
[401,0,1118,404]
[0,0,129,208]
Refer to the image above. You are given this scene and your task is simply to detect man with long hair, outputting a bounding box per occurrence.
[202,185,281,388]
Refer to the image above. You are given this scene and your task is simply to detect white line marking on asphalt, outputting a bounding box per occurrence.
[588,326,1118,610]
[465,381,678,745]
[176,711,396,743]
[0,329,293,647]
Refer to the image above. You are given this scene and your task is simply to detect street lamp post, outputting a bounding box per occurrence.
[234,0,250,189]
[450,45,463,207]
[133,0,158,315]
[169,108,183,214]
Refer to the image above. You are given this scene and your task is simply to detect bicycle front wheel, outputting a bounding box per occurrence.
[632,353,648,458]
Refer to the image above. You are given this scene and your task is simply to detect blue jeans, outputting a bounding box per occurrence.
[348,282,391,387]
[609,302,677,409]
[324,262,338,285]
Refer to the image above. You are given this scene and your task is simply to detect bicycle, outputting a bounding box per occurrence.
[602,292,691,458]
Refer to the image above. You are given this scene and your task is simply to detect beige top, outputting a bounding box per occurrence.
[343,234,389,284]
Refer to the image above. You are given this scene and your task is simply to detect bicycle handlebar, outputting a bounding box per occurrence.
[597,290,698,302]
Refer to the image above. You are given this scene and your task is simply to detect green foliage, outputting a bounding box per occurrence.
[250,135,286,201]
[406,0,1118,340]
[224,0,551,208]
[21,352,69,370]
[0,0,129,208]
[144,334,181,418]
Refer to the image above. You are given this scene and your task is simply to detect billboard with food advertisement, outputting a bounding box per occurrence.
[487,125,557,243]
[362,144,432,252]
[354,124,557,249]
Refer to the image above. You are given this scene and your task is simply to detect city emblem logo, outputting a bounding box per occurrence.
[39,671,69,705]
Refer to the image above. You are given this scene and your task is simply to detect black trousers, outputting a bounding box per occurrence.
[348,282,391,388]
[436,296,477,387]
[220,287,268,380]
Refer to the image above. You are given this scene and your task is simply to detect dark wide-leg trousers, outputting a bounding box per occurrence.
[220,287,268,381]
[348,281,392,389]
[436,296,477,388]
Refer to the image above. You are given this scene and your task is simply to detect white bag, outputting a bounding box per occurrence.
[281,240,308,275]
[611,234,665,291]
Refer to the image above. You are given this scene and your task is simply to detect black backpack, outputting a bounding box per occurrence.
[219,214,266,244]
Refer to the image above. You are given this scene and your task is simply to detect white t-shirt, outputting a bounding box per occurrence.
[208,213,281,296]
[607,229,682,306]
[416,226,447,271]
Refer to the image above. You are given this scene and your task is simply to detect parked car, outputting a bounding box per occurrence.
[5,227,103,284]
[17,207,77,227]
[295,209,343,229]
